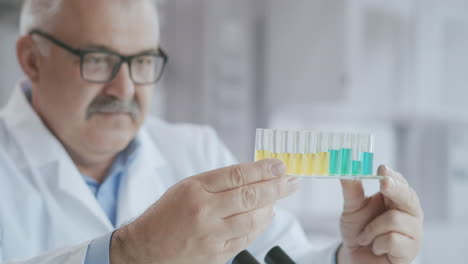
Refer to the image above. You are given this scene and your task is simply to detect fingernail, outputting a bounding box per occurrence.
[377,165,387,176]
[385,165,396,174]
[271,161,287,177]
[386,176,395,189]
[287,177,301,193]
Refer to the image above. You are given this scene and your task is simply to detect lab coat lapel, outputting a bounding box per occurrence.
[115,128,170,227]
[1,86,113,230]
[56,155,114,230]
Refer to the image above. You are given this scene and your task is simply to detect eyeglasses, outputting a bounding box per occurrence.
[29,29,168,85]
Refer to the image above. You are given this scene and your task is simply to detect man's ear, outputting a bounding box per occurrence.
[16,36,41,83]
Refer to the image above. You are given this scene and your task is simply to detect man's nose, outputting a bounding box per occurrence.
[104,63,135,100]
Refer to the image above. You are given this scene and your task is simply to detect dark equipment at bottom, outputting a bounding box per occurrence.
[264,246,295,264]
[232,250,260,264]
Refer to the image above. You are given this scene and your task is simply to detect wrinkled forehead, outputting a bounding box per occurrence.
[53,0,160,55]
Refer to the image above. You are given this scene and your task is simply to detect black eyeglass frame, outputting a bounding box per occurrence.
[29,29,169,85]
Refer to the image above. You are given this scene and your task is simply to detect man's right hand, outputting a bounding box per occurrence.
[110,159,300,264]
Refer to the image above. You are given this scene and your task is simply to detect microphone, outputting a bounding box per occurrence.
[232,250,260,264]
[264,246,295,264]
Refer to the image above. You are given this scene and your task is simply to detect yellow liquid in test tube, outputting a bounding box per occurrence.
[317,152,330,175]
[297,153,305,174]
[279,153,292,174]
[304,153,316,175]
[274,153,303,175]
[288,153,303,175]
[255,150,275,161]
[254,150,265,161]
[271,152,279,159]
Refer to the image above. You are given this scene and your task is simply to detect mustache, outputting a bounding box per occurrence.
[86,95,141,120]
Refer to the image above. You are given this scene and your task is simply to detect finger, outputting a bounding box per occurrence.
[340,179,366,213]
[223,205,274,239]
[377,165,407,185]
[198,159,287,193]
[378,166,423,217]
[371,232,418,260]
[215,176,300,217]
[223,215,273,254]
[357,209,421,246]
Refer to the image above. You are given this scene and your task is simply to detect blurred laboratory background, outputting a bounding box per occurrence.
[0,0,467,263]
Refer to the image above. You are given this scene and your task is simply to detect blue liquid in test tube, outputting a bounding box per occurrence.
[328,133,341,175]
[361,134,375,176]
[340,133,352,175]
[351,134,363,176]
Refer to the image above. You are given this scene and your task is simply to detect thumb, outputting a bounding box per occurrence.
[340,179,366,213]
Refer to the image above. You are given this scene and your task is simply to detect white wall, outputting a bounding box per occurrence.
[0,8,21,107]
[264,0,468,263]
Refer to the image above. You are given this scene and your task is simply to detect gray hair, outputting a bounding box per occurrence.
[19,0,63,35]
[19,0,161,35]
[19,0,161,56]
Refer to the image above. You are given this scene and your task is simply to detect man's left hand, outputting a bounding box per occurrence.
[337,165,424,264]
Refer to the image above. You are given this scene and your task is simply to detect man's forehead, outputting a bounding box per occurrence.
[61,0,159,23]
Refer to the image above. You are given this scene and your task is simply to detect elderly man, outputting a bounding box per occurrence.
[0,0,423,263]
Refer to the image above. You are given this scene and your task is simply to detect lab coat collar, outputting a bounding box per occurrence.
[1,81,68,169]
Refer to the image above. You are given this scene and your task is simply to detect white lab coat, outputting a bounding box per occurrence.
[0,85,339,264]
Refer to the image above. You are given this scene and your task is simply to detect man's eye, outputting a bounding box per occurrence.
[136,57,154,65]
[86,55,113,65]
[89,57,105,63]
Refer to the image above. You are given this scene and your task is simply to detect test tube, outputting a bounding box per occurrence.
[263,129,272,159]
[283,130,294,174]
[361,134,375,176]
[351,134,363,176]
[296,130,307,175]
[317,132,331,176]
[254,129,264,161]
[289,130,304,175]
[262,129,272,159]
[305,131,317,176]
[271,129,282,159]
[328,133,342,175]
[340,133,353,175]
